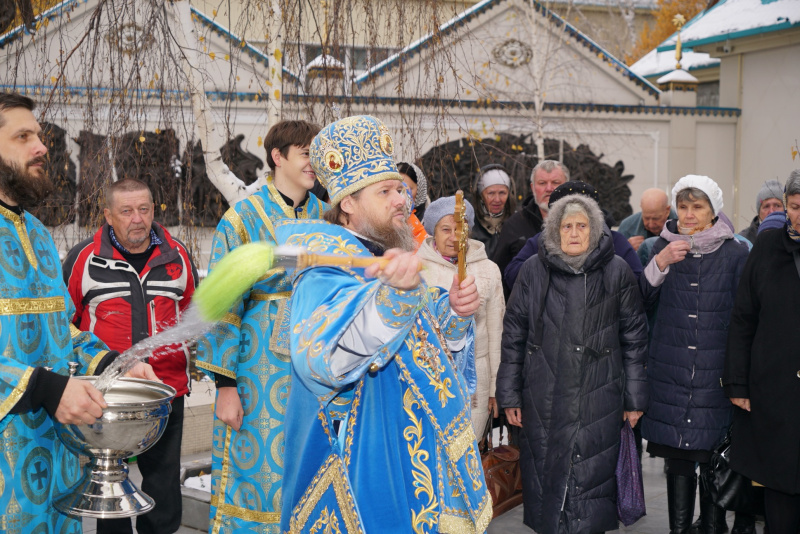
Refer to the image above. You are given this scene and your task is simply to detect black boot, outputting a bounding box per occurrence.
[668,473,698,534]
[731,513,755,534]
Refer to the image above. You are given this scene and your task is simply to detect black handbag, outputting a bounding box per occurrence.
[700,432,759,513]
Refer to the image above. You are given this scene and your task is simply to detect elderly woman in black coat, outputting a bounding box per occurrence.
[496,193,648,534]
[725,169,800,534]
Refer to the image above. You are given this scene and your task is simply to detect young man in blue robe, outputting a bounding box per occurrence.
[0,92,157,533]
[276,115,492,534]
[196,120,326,533]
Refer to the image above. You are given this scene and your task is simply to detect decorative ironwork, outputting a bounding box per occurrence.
[105,22,155,56]
[492,39,532,69]
[419,133,634,224]
[114,130,181,226]
[182,134,263,227]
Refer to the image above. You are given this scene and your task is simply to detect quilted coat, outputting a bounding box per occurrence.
[496,194,649,534]
[639,219,749,453]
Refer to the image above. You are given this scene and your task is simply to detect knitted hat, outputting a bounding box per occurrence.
[672,175,724,215]
[422,196,475,235]
[547,180,600,208]
[755,179,783,213]
[310,115,401,207]
[477,168,511,193]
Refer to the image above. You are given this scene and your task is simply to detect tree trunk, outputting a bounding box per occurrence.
[168,0,261,205]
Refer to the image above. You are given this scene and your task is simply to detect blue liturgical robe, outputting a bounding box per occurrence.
[0,206,112,533]
[196,179,325,533]
[276,220,492,534]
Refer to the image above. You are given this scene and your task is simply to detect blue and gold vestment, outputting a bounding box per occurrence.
[276,220,492,534]
[196,179,325,534]
[0,206,111,533]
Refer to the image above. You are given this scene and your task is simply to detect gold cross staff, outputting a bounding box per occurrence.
[454,190,469,283]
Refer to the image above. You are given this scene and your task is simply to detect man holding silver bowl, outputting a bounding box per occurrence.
[0,92,157,533]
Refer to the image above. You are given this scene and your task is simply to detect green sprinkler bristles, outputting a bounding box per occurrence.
[194,242,275,323]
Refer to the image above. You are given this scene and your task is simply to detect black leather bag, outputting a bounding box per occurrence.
[700,433,759,513]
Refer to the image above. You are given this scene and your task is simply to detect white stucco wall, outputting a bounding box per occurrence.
[734,42,800,230]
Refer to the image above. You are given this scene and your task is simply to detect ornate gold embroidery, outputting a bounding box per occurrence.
[210,425,233,534]
[247,196,278,242]
[0,367,33,421]
[0,297,65,315]
[221,313,242,328]
[446,425,476,464]
[195,360,236,380]
[257,267,285,283]
[402,389,439,533]
[286,232,361,257]
[269,299,292,357]
[223,209,249,246]
[86,350,110,376]
[343,382,363,467]
[465,446,483,492]
[267,176,298,220]
[439,497,493,534]
[0,206,37,270]
[310,506,342,534]
[411,322,455,408]
[289,455,362,534]
[395,355,482,522]
[215,503,280,524]
[251,291,291,302]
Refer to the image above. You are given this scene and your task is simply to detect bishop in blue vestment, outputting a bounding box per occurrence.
[277,116,492,534]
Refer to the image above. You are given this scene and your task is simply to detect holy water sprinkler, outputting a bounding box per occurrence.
[192,242,411,323]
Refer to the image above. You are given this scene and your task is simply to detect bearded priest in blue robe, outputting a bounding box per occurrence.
[277,115,492,534]
[0,93,157,533]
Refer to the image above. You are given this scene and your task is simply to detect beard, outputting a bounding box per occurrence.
[536,197,550,214]
[0,154,53,209]
[354,206,416,252]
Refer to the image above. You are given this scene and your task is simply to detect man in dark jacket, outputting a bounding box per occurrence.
[63,178,199,534]
[492,160,567,297]
[497,192,648,534]
[738,179,783,243]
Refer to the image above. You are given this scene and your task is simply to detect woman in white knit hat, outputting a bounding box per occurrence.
[639,175,751,534]
[471,164,515,259]
[417,196,505,435]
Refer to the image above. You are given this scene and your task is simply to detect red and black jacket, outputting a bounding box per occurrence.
[62,223,198,397]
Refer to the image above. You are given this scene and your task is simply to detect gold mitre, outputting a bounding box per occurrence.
[310,115,401,206]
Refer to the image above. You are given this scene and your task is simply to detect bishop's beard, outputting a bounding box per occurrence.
[0,154,53,209]
[354,208,416,252]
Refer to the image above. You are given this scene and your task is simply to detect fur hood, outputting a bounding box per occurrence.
[541,194,609,273]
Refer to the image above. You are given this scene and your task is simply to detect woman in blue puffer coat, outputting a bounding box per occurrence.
[640,175,749,534]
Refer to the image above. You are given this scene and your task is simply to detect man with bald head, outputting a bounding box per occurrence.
[618,188,677,264]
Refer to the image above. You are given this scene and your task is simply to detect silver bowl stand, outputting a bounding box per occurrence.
[53,375,176,518]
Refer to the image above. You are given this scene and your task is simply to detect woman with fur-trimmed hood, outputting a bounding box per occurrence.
[496,193,649,534]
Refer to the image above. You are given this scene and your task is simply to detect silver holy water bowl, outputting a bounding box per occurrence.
[53,376,176,518]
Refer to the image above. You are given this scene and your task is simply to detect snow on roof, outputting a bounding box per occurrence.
[657,0,800,51]
[657,68,699,84]
[630,47,719,78]
[306,54,345,69]
[560,0,657,8]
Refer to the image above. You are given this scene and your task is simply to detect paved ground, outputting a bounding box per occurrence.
[83,453,765,533]
[488,453,765,534]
